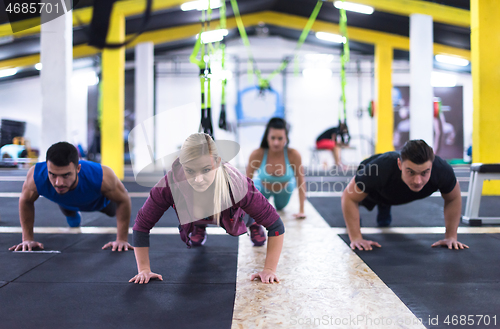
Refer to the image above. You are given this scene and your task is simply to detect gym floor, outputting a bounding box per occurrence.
[0,166,499,329]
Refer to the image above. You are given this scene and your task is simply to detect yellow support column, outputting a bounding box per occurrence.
[471,0,500,195]
[101,10,125,180]
[374,43,394,154]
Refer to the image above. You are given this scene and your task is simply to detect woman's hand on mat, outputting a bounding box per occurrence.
[350,238,381,251]
[293,213,306,219]
[431,238,469,250]
[9,240,44,252]
[129,270,163,284]
[102,240,134,252]
[251,269,280,284]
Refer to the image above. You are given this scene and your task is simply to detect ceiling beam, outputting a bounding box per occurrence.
[0,0,186,38]
[326,0,470,28]
[0,0,471,39]
[0,11,471,71]
[261,11,471,58]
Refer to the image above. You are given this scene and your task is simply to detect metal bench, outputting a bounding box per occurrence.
[462,163,500,226]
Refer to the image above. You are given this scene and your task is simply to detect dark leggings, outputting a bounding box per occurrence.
[59,201,117,217]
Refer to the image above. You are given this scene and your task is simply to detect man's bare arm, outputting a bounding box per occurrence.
[101,166,133,251]
[341,178,381,250]
[9,166,42,251]
[432,181,469,249]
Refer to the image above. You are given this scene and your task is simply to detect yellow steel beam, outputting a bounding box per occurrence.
[326,0,470,28]
[259,11,470,59]
[0,11,471,71]
[101,12,126,180]
[0,0,186,38]
[471,0,500,195]
[1,0,471,39]
[374,44,394,154]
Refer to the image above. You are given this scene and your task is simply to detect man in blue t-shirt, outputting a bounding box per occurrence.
[9,142,133,252]
[342,139,468,251]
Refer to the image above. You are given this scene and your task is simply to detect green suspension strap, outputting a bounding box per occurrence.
[229,0,261,87]
[338,1,351,144]
[230,0,323,91]
[294,0,323,75]
[218,0,229,130]
[190,3,215,138]
[204,3,214,137]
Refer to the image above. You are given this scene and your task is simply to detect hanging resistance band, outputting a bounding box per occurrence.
[339,1,350,125]
[230,0,323,91]
[190,3,215,138]
[218,0,229,131]
[338,1,351,144]
[294,1,323,75]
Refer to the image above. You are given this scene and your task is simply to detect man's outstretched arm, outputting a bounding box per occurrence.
[101,166,133,251]
[433,181,469,250]
[341,178,380,251]
[10,166,42,251]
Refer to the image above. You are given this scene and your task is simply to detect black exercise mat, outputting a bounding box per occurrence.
[0,181,24,192]
[0,282,236,329]
[0,234,87,281]
[0,169,28,176]
[16,239,238,284]
[338,234,500,328]
[309,196,500,227]
[2,234,238,284]
[0,234,238,329]
[63,232,240,254]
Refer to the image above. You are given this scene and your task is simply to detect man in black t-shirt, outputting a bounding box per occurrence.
[341,139,469,251]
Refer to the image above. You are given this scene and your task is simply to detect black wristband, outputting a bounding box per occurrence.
[133,230,150,247]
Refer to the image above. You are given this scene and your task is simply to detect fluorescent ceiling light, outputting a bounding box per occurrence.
[315,32,345,44]
[435,54,469,67]
[0,35,14,45]
[181,0,221,11]
[334,1,374,15]
[197,29,228,43]
[35,63,42,70]
[431,72,457,87]
[303,68,333,79]
[0,68,18,78]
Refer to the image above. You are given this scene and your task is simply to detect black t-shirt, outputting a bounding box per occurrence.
[354,152,457,207]
[316,127,339,142]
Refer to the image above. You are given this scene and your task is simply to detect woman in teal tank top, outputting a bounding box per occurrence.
[246,118,306,220]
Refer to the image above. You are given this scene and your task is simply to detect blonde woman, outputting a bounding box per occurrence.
[130,133,285,284]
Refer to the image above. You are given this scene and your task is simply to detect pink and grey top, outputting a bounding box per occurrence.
[133,158,284,248]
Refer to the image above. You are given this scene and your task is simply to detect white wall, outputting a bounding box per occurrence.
[0,68,93,153]
[0,77,42,149]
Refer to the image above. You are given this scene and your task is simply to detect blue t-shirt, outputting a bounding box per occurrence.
[34,160,110,211]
